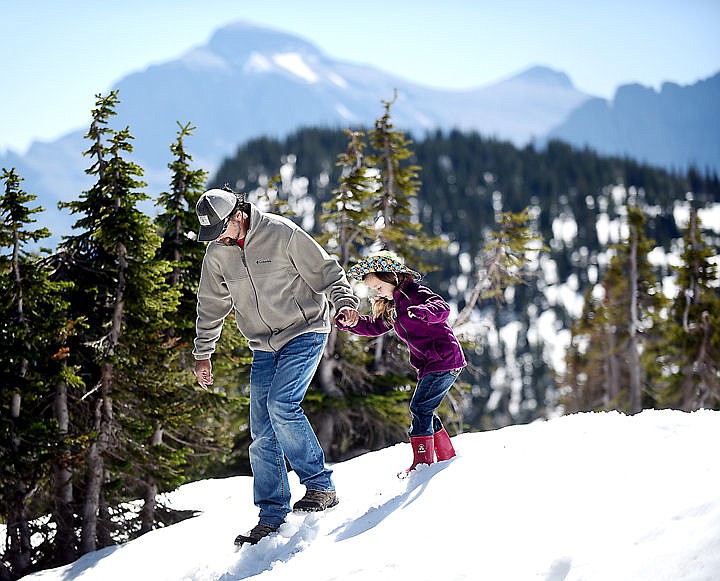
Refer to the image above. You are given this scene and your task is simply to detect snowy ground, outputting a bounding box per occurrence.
[20,409,720,581]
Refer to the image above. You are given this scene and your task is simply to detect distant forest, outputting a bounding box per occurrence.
[213,127,719,291]
[211,126,720,426]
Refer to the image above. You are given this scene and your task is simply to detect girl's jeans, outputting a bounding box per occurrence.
[249,332,333,526]
[409,368,462,437]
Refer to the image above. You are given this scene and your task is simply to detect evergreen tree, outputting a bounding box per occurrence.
[454,207,545,327]
[366,92,444,264]
[0,168,76,578]
[318,130,378,268]
[562,289,611,412]
[562,203,666,413]
[155,122,208,343]
[653,206,720,410]
[55,91,178,553]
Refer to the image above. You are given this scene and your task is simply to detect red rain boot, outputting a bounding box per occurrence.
[398,435,435,479]
[433,428,456,461]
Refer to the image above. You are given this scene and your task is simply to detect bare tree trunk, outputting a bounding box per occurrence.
[5,400,31,577]
[52,380,76,564]
[4,228,33,576]
[5,492,31,578]
[80,440,101,554]
[628,224,642,414]
[605,325,620,407]
[81,241,126,552]
[97,492,113,548]
[316,326,343,398]
[80,386,112,555]
[373,335,386,374]
[313,326,347,457]
[140,426,164,535]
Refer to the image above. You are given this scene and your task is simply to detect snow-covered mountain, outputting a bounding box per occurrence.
[4,20,714,246]
[15,409,720,580]
[0,21,589,242]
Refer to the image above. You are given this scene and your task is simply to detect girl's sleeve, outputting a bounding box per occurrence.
[408,287,451,324]
[335,313,391,336]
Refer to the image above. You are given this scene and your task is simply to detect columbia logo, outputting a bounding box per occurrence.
[256,258,272,264]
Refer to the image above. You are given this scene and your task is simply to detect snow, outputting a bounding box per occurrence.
[334,103,357,121]
[18,409,720,581]
[245,52,273,73]
[180,48,230,72]
[674,201,720,235]
[271,53,319,83]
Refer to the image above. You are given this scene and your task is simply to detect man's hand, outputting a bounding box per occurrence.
[336,306,359,328]
[194,359,214,390]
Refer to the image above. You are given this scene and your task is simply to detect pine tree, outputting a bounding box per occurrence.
[454,207,545,327]
[156,122,208,343]
[653,206,720,410]
[563,203,665,413]
[366,91,444,264]
[56,91,179,553]
[0,168,76,578]
[562,289,612,412]
[318,130,378,268]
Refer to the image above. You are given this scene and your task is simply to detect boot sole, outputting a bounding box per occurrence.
[234,530,278,546]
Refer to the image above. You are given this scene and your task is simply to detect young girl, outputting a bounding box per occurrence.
[335,251,466,477]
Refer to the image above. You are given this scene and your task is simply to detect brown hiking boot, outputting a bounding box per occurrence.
[292,488,339,512]
[234,522,280,546]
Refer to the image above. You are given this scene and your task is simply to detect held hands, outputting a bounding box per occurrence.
[194,359,214,390]
[336,306,360,328]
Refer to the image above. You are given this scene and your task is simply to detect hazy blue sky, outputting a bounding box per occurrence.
[1,0,718,154]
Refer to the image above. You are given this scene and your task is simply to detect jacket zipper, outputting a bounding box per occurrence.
[396,317,424,358]
[241,247,276,351]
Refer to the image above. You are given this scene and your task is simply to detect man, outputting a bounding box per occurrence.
[192,188,359,546]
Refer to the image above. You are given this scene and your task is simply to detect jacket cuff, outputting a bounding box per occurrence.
[335,297,359,311]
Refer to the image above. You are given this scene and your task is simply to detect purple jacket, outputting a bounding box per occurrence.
[336,279,466,378]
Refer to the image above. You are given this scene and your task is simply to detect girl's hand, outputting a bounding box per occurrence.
[336,307,359,327]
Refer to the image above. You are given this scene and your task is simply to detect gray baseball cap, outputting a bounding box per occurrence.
[195,189,240,241]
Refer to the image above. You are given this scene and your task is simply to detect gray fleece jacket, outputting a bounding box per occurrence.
[193,203,359,358]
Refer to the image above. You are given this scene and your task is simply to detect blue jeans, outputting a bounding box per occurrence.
[249,332,333,526]
[408,369,462,437]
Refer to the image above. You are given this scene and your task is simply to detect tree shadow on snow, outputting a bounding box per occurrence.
[55,545,121,580]
[332,460,453,542]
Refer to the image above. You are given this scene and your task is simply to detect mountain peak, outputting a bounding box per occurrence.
[507,65,575,88]
[207,21,322,62]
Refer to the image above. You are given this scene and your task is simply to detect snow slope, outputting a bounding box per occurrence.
[21,409,720,581]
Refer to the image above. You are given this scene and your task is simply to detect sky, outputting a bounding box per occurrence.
[1,0,719,155]
[13,408,720,580]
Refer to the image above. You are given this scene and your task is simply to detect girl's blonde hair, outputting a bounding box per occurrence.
[366,271,413,325]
